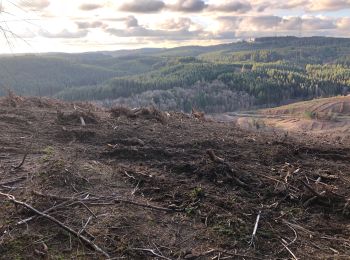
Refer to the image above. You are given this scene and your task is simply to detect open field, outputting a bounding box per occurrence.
[210,96,350,144]
[261,96,350,117]
[0,95,350,259]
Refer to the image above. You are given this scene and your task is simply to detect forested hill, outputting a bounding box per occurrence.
[1,36,350,112]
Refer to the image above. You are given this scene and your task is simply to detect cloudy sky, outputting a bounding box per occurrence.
[0,0,350,53]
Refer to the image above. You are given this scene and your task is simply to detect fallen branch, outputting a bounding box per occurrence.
[33,190,178,212]
[207,150,225,163]
[123,170,136,180]
[281,240,298,260]
[0,192,110,258]
[303,196,318,207]
[79,216,93,235]
[209,249,264,260]
[12,152,29,170]
[32,190,85,201]
[206,149,248,188]
[300,180,323,198]
[89,198,178,212]
[131,248,172,260]
[12,135,35,170]
[0,176,26,186]
[17,199,73,225]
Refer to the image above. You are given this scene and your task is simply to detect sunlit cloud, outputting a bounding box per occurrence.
[118,0,165,13]
[0,0,349,53]
[79,3,103,11]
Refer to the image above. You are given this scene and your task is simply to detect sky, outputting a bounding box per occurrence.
[0,0,349,53]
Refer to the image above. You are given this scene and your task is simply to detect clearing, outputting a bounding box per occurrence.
[0,95,349,259]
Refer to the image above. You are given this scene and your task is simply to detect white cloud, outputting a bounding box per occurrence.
[0,0,349,53]
[80,3,103,11]
[119,0,165,13]
[307,0,350,11]
[39,29,88,38]
[19,0,50,10]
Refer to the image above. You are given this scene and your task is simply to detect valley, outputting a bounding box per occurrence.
[1,36,350,114]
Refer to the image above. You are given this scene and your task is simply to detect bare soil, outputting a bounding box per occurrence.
[261,96,350,117]
[0,96,350,259]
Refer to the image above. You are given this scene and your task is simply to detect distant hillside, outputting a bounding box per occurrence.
[261,95,350,117]
[0,55,118,96]
[1,36,350,112]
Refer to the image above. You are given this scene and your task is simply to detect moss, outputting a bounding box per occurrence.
[0,236,31,260]
[212,217,250,241]
[41,146,55,161]
[190,186,205,200]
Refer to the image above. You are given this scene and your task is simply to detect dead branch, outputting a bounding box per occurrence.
[123,170,136,180]
[90,198,178,212]
[206,149,248,188]
[0,192,109,258]
[17,199,73,225]
[32,190,85,201]
[0,176,26,186]
[207,150,225,163]
[303,196,318,207]
[32,190,179,212]
[12,134,35,170]
[208,249,264,260]
[300,181,324,198]
[12,152,29,170]
[282,220,315,236]
[77,201,97,218]
[80,116,86,126]
[78,216,93,235]
[281,241,298,260]
[131,248,172,260]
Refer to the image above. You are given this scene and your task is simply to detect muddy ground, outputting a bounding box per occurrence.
[0,96,349,259]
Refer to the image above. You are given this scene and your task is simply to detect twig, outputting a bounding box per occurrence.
[79,216,93,235]
[131,180,140,195]
[17,199,73,225]
[206,150,248,187]
[249,210,261,247]
[131,248,172,260]
[300,181,323,198]
[12,135,35,170]
[123,170,136,180]
[77,201,97,219]
[0,192,110,258]
[0,176,26,186]
[284,223,298,246]
[32,190,86,201]
[12,151,29,170]
[33,190,178,212]
[80,116,86,126]
[91,198,178,212]
[207,150,225,163]
[343,199,350,215]
[210,250,264,260]
[281,241,298,260]
[282,220,315,235]
[254,172,284,184]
